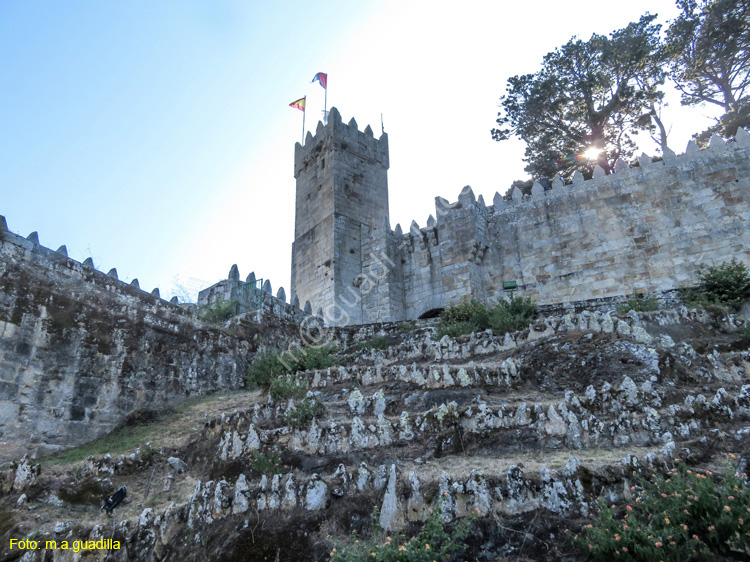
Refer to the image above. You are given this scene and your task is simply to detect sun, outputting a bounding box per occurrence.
[583,146,603,161]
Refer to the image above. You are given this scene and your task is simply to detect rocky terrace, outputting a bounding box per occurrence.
[1,306,749,561]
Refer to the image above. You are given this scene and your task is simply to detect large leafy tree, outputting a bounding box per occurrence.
[664,0,750,141]
[492,15,665,179]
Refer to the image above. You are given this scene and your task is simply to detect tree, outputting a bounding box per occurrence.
[492,15,666,179]
[664,0,750,140]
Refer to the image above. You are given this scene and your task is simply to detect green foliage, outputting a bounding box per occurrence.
[298,345,339,371]
[246,346,338,389]
[284,397,324,428]
[358,336,389,350]
[246,351,291,388]
[269,375,307,401]
[737,326,750,346]
[492,14,665,179]
[440,297,490,327]
[664,0,750,138]
[247,444,288,475]
[329,506,478,562]
[617,292,661,314]
[696,259,750,309]
[435,321,481,339]
[199,297,236,323]
[682,259,750,311]
[490,292,537,334]
[397,322,417,332]
[436,294,537,338]
[572,461,750,561]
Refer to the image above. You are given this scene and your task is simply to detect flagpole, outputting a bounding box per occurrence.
[302,96,306,143]
[324,79,328,124]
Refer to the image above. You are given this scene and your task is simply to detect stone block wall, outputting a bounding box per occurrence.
[0,223,257,460]
[387,133,750,319]
[291,108,391,325]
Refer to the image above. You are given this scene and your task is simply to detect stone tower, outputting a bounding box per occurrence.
[291,107,401,325]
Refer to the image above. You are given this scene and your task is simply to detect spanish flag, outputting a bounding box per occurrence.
[289,97,306,112]
[312,72,327,89]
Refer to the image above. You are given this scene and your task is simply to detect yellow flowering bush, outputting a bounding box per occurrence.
[571,460,750,560]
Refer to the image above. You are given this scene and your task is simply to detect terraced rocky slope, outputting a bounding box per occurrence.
[1,305,749,561]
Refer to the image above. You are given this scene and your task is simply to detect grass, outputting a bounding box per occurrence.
[616,292,660,314]
[40,392,256,467]
[357,335,389,350]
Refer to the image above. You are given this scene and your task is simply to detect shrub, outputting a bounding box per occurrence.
[246,351,291,388]
[737,326,750,347]
[435,321,480,339]
[329,506,478,562]
[488,292,537,334]
[247,445,287,475]
[358,336,389,350]
[573,461,750,561]
[284,397,324,428]
[269,375,307,401]
[684,259,750,311]
[298,345,339,371]
[617,292,661,315]
[436,293,537,338]
[440,297,490,329]
[199,297,236,323]
[246,346,338,389]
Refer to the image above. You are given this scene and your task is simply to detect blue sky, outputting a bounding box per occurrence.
[0,1,720,302]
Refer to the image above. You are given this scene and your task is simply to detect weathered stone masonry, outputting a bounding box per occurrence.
[291,109,750,324]
[0,225,255,460]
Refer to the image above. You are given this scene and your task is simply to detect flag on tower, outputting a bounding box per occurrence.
[312,72,327,89]
[289,97,306,111]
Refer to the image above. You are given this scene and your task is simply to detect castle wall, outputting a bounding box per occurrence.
[0,225,256,460]
[392,135,750,318]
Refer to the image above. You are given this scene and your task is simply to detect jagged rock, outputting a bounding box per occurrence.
[167,457,187,473]
[304,474,328,511]
[12,456,40,490]
[378,464,403,531]
[545,405,567,436]
[347,389,367,415]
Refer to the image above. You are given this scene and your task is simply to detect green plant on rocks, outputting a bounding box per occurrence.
[329,505,478,562]
[284,397,324,429]
[247,444,288,475]
[358,335,389,350]
[617,292,661,314]
[246,351,291,388]
[269,375,307,401]
[682,259,750,311]
[246,345,339,389]
[199,297,237,323]
[436,293,536,338]
[572,459,750,561]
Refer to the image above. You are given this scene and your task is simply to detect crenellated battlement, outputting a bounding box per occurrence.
[0,216,184,308]
[293,107,389,179]
[371,129,750,320]
[391,130,750,231]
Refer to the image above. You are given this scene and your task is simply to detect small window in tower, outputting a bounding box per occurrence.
[321,158,325,169]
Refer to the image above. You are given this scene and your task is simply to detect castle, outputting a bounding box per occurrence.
[2,109,749,457]
[288,107,750,325]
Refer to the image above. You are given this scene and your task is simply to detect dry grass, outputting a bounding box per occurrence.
[41,391,263,468]
[401,445,662,482]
